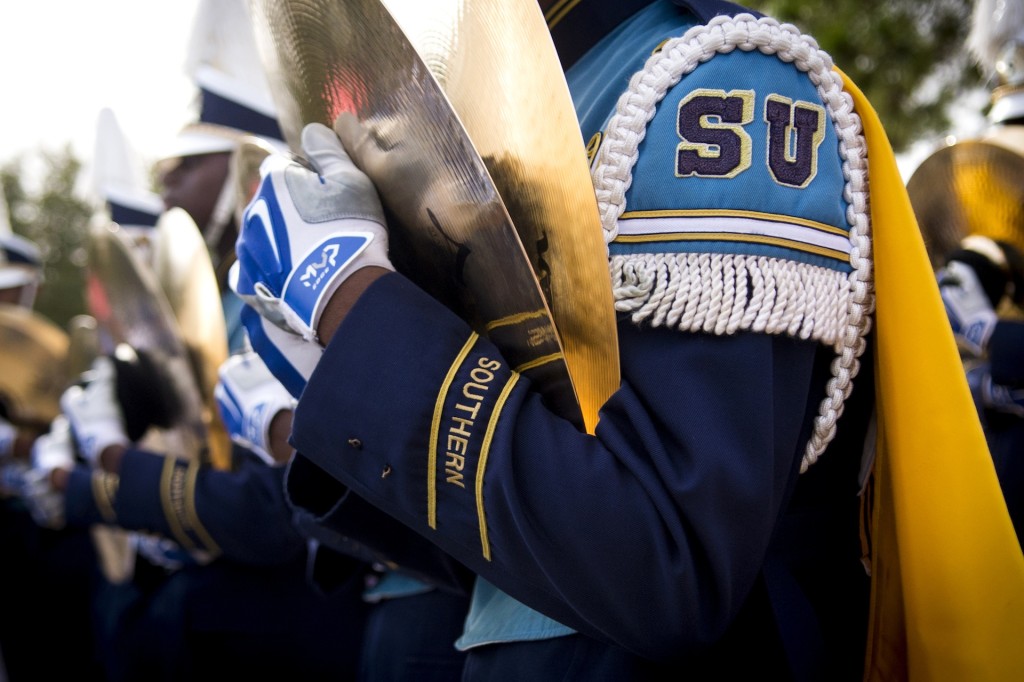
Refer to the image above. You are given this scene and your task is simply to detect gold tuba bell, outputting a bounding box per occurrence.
[906,126,1024,275]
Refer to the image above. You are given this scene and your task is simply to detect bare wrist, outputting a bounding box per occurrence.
[268,410,295,464]
[317,267,389,346]
[50,467,71,493]
[99,444,127,474]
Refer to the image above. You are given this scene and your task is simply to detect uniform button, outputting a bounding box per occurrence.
[347,438,363,450]
[381,464,393,479]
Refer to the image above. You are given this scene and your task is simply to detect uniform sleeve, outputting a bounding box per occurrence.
[291,273,821,659]
[64,465,119,527]
[988,321,1024,386]
[285,452,475,594]
[68,447,307,566]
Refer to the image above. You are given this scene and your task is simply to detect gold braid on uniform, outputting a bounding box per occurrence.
[91,471,120,524]
[158,456,222,556]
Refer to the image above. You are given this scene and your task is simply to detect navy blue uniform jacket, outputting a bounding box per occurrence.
[65,447,308,565]
[288,274,871,666]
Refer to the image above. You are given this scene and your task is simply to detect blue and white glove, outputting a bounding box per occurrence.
[60,356,130,466]
[0,460,28,497]
[967,364,1024,418]
[233,121,393,344]
[0,416,15,460]
[240,305,321,399]
[214,351,297,465]
[938,259,998,357]
[21,416,75,529]
[135,535,204,571]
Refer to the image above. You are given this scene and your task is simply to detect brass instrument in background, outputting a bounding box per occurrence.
[232,136,280,226]
[65,314,101,380]
[86,210,230,470]
[151,209,231,470]
[0,305,69,431]
[907,128,1024,274]
[248,0,619,433]
[84,211,231,583]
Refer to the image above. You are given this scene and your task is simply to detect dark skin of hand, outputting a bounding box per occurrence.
[315,267,390,345]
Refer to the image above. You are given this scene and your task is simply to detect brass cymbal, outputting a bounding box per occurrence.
[0,304,69,428]
[86,220,227,467]
[381,0,619,434]
[151,208,232,469]
[907,139,1024,270]
[249,0,619,432]
[65,314,100,379]
[232,136,280,225]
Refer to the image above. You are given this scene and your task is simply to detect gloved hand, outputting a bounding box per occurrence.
[135,534,204,572]
[21,416,75,529]
[60,356,130,466]
[214,350,298,464]
[233,121,394,344]
[0,460,28,497]
[967,363,1024,418]
[239,305,322,399]
[0,416,15,460]
[937,249,999,356]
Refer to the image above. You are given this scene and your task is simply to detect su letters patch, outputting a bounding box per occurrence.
[676,88,826,189]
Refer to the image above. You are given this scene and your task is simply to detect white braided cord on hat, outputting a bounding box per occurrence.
[591,14,875,472]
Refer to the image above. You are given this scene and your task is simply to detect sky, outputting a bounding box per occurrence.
[0,1,200,180]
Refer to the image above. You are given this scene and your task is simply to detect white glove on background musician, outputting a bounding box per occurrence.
[60,356,130,466]
[214,351,297,464]
[20,416,75,529]
[938,259,998,358]
[135,535,203,572]
[967,363,1024,418]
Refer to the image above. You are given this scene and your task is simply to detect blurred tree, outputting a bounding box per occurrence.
[750,0,981,152]
[1,147,96,329]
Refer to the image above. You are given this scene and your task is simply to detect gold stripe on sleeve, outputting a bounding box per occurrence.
[159,457,196,551]
[475,373,521,561]
[91,471,119,524]
[183,459,221,555]
[428,332,480,529]
[545,0,582,28]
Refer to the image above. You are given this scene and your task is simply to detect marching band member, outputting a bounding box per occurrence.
[236,0,877,678]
